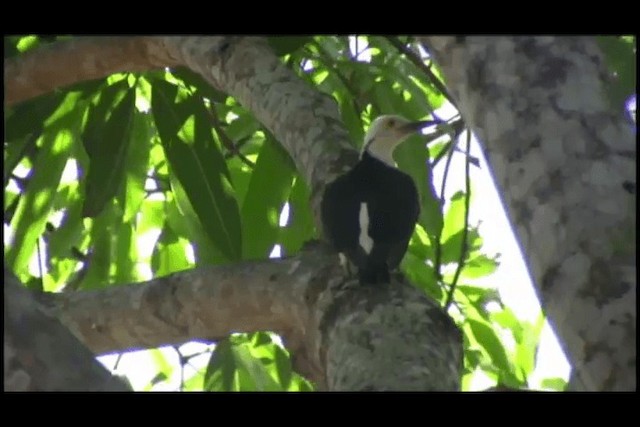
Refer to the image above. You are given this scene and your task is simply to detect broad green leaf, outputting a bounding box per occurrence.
[151,224,191,277]
[79,206,115,290]
[241,136,296,260]
[204,339,240,391]
[6,92,86,274]
[395,135,443,243]
[120,109,152,223]
[540,377,568,391]
[280,175,315,255]
[514,314,545,380]
[440,226,482,265]
[407,225,433,261]
[83,86,136,217]
[441,190,466,242]
[401,251,442,300]
[597,36,636,111]
[170,67,228,103]
[333,88,364,145]
[47,184,86,288]
[137,199,166,236]
[223,110,262,143]
[467,318,512,376]
[4,90,65,143]
[114,221,137,284]
[164,190,225,265]
[152,79,242,261]
[227,156,255,209]
[82,80,129,158]
[268,36,313,56]
[461,254,499,279]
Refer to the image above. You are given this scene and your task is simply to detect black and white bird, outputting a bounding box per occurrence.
[321,115,433,285]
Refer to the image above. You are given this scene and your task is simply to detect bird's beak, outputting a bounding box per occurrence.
[400,119,439,134]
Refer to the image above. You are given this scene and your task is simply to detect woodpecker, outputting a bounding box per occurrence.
[321,115,433,285]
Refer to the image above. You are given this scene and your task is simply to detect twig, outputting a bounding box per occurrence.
[383,36,460,112]
[444,129,472,311]
[206,102,255,168]
[432,132,456,286]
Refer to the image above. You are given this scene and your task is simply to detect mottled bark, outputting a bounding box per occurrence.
[319,280,461,391]
[421,36,636,391]
[4,269,131,391]
[4,36,180,106]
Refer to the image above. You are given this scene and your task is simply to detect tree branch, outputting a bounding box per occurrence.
[5,36,181,106]
[4,269,131,391]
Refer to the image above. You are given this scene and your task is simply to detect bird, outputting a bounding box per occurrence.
[321,114,434,285]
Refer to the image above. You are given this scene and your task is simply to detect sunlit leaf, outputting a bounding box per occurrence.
[83,85,136,218]
[241,135,296,259]
[540,377,568,391]
[152,79,242,261]
[6,92,86,275]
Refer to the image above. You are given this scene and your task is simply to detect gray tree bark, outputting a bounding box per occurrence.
[421,36,636,391]
[4,269,131,391]
[5,36,462,391]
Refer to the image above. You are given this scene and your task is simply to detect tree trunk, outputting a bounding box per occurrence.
[421,36,636,391]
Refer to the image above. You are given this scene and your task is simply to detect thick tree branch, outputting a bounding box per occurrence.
[420,36,636,391]
[42,244,340,385]
[39,245,461,390]
[5,36,181,105]
[4,269,131,391]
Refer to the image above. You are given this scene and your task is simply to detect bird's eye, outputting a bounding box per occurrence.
[387,119,395,128]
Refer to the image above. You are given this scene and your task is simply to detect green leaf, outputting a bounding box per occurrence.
[165,180,227,265]
[227,156,254,209]
[280,175,316,255]
[79,206,115,290]
[395,135,443,243]
[113,221,137,284]
[461,254,499,279]
[6,92,86,275]
[241,135,296,259]
[120,109,152,223]
[401,251,442,301]
[170,67,228,103]
[268,36,312,56]
[597,36,636,111]
[4,91,65,143]
[467,318,511,376]
[137,199,166,236]
[407,224,434,261]
[152,79,242,261]
[540,377,568,391]
[151,224,191,277]
[83,86,136,217]
[82,80,129,158]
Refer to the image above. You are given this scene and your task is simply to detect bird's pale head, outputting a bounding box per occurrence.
[362,115,431,166]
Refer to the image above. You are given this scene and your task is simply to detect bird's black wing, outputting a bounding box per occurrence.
[320,171,368,269]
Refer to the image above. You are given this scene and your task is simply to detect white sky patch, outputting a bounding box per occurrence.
[348,35,372,62]
[60,159,79,184]
[269,244,282,259]
[279,202,290,227]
